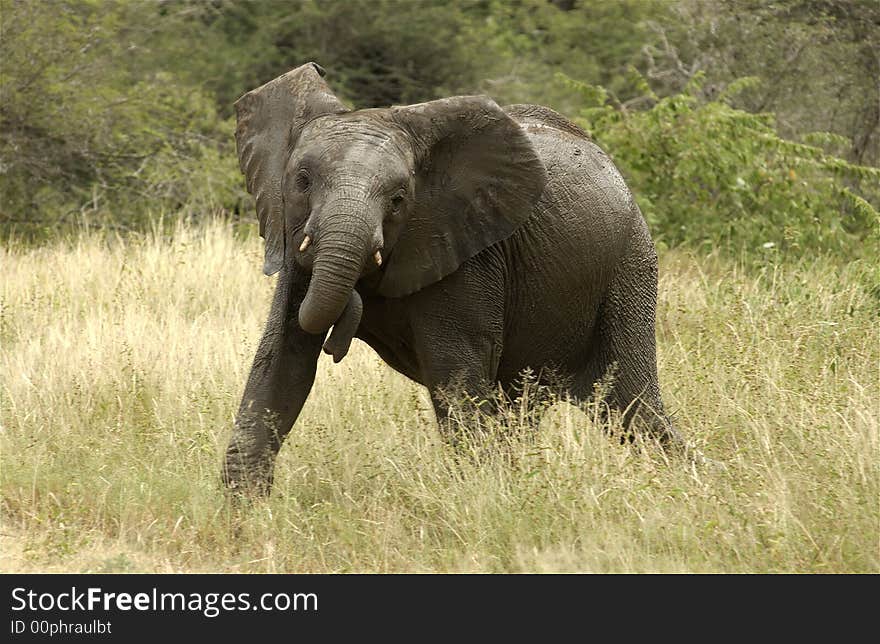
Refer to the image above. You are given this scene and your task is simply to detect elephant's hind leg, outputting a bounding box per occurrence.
[575,226,683,448]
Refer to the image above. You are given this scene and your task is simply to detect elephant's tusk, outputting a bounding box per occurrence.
[374,250,382,266]
[299,235,311,252]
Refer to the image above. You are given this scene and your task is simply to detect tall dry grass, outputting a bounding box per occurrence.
[1,221,877,572]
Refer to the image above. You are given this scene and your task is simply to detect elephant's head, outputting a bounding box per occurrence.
[235,62,546,337]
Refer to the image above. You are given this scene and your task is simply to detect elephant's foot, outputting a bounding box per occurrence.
[222,434,276,497]
[222,460,274,498]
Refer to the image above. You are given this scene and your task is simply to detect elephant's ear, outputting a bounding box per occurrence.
[235,62,348,275]
[377,96,546,297]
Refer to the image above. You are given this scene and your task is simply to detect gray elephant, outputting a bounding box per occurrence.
[222,63,682,494]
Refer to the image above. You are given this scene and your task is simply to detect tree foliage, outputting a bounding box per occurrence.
[0,0,245,234]
[571,72,879,260]
[644,0,880,166]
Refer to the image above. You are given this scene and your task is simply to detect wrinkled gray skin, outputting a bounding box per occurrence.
[223,63,682,494]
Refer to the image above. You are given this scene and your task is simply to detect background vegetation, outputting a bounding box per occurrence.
[2,0,877,257]
[1,0,877,572]
[2,224,876,572]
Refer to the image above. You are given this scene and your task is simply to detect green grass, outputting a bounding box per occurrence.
[1,221,877,572]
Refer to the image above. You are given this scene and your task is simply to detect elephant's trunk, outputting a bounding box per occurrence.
[322,289,363,363]
[298,224,369,335]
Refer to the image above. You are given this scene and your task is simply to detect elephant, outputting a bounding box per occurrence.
[222,62,682,494]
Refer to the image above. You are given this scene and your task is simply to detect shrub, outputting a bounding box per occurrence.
[568,73,880,261]
[0,1,247,238]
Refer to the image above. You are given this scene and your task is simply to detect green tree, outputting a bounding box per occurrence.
[0,0,243,235]
[571,73,879,260]
[643,0,879,166]
[463,0,671,113]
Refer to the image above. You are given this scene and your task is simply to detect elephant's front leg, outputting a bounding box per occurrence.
[409,276,506,447]
[223,265,326,495]
[428,373,499,448]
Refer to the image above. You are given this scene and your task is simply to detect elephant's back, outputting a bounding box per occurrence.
[507,104,637,230]
[497,105,645,380]
[504,104,592,140]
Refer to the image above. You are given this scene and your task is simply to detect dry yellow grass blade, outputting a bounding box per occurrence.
[1,221,877,572]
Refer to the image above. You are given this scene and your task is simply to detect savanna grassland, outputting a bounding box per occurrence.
[1,221,877,573]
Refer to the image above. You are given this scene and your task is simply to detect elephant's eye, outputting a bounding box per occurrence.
[390,191,406,212]
[294,169,311,193]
